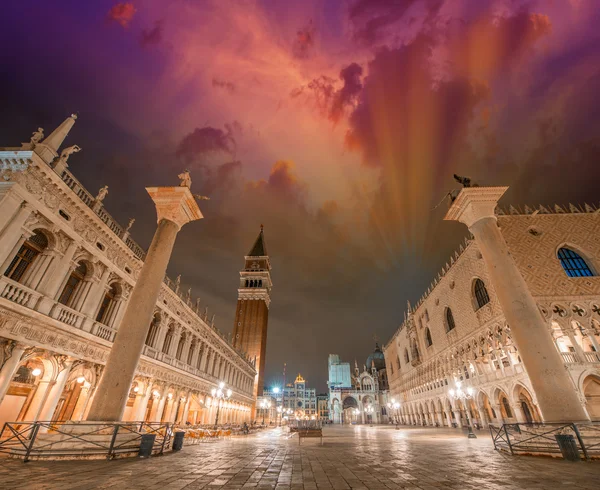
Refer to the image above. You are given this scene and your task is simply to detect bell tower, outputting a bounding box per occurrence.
[233,225,272,400]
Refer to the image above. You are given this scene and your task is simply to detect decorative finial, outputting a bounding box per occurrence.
[178,169,192,188]
[260,224,264,231]
[193,194,210,201]
[71,114,78,120]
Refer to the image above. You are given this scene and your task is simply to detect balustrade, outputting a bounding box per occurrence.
[49,302,85,328]
[560,351,580,364]
[92,321,117,342]
[0,276,42,308]
[584,351,600,363]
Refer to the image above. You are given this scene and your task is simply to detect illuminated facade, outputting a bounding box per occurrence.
[0,115,256,428]
[384,205,600,427]
[328,345,390,424]
[265,374,317,419]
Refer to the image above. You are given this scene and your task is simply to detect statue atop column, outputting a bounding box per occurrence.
[30,128,44,147]
[450,174,478,202]
[175,275,181,294]
[178,169,192,188]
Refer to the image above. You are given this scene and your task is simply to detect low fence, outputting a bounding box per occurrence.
[0,421,172,462]
[490,422,600,461]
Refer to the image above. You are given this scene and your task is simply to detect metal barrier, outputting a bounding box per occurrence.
[0,421,172,462]
[489,422,600,461]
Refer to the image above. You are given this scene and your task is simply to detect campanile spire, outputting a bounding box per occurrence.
[233,226,272,401]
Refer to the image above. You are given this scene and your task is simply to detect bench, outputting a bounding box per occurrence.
[298,428,323,445]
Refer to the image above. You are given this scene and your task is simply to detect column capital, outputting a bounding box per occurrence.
[146,186,203,230]
[444,186,508,228]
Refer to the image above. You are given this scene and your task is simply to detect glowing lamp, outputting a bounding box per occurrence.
[133,386,139,392]
[31,368,42,377]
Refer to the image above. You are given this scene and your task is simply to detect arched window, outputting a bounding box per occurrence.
[396,356,401,369]
[445,308,456,332]
[245,279,249,287]
[500,395,513,418]
[96,283,118,324]
[425,328,433,347]
[4,231,48,283]
[175,331,186,360]
[259,279,263,287]
[473,279,490,310]
[58,262,87,307]
[557,247,594,277]
[146,314,160,347]
[404,348,410,364]
[162,325,175,354]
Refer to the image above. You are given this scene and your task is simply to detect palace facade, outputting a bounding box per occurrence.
[384,204,600,428]
[0,115,256,428]
[264,374,317,419]
[328,346,390,424]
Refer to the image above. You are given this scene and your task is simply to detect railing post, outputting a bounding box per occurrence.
[572,423,589,461]
[24,423,40,463]
[503,424,514,456]
[159,423,168,455]
[107,424,120,460]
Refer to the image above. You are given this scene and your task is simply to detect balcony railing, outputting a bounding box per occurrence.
[91,322,117,342]
[561,352,580,364]
[49,302,85,329]
[0,276,42,309]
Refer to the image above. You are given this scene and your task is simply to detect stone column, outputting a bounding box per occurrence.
[37,358,74,421]
[444,187,589,422]
[0,342,27,404]
[86,184,203,422]
[37,240,78,314]
[0,202,31,267]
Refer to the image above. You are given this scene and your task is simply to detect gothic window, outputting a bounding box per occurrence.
[176,331,186,360]
[445,308,456,332]
[162,325,175,354]
[58,261,87,307]
[146,314,160,347]
[425,328,433,347]
[259,279,263,287]
[4,231,48,283]
[245,279,249,287]
[473,279,490,310]
[500,395,513,418]
[557,247,594,277]
[96,283,118,324]
[404,348,410,364]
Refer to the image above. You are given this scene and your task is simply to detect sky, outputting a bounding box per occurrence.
[1,0,600,392]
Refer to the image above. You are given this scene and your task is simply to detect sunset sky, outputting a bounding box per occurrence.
[2,0,599,390]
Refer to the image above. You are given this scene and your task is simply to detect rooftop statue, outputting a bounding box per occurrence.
[30,128,44,146]
[125,218,135,233]
[178,169,192,188]
[94,185,108,203]
[57,145,81,167]
[453,174,478,188]
[193,194,210,201]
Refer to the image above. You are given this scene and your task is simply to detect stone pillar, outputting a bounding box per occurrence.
[0,203,32,269]
[37,240,78,314]
[0,342,27,404]
[86,184,203,422]
[37,358,74,421]
[444,187,589,422]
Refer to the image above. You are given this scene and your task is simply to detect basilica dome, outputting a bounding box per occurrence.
[366,344,386,371]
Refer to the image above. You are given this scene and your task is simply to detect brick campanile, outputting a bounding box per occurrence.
[233,225,272,401]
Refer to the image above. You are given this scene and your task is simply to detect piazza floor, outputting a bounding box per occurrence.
[0,426,598,489]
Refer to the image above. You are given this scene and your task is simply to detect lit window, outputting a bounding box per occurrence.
[557,248,594,277]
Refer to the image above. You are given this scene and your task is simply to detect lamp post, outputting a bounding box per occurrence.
[387,399,401,427]
[273,386,281,426]
[260,399,271,425]
[211,382,232,429]
[448,381,477,439]
[365,404,374,427]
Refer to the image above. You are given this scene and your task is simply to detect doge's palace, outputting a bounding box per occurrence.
[384,195,600,428]
[0,115,256,427]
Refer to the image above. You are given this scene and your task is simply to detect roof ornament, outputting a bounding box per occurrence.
[178,169,192,188]
[30,128,44,147]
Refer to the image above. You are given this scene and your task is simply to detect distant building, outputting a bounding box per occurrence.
[328,344,390,424]
[317,394,329,422]
[264,373,317,419]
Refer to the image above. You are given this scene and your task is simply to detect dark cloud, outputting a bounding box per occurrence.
[293,21,316,59]
[212,78,236,94]
[330,63,364,123]
[107,2,137,28]
[175,126,236,163]
[140,20,163,47]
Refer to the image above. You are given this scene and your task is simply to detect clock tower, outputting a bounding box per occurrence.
[233,225,272,401]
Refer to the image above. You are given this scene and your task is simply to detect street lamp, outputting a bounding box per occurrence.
[260,399,271,425]
[353,408,360,424]
[387,399,401,427]
[211,381,232,429]
[272,387,281,426]
[448,381,477,439]
[365,404,374,426]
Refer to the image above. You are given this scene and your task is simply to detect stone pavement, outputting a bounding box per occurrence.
[0,426,598,489]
